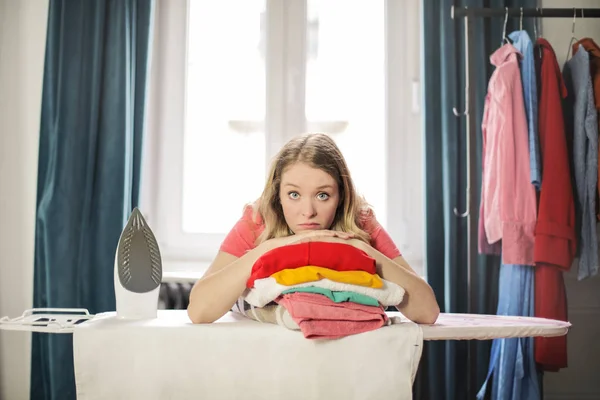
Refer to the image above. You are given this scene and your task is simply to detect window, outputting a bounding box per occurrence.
[142,0,425,277]
[183,0,267,235]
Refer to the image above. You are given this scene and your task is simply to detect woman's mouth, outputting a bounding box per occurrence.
[298,223,320,229]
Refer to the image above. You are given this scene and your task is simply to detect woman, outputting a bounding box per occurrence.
[187,133,440,324]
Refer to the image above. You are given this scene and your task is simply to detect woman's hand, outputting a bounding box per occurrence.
[261,230,356,252]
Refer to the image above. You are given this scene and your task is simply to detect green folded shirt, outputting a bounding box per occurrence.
[280,286,380,306]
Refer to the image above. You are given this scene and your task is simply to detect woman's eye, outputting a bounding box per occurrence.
[288,191,300,199]
[317,192,330,200]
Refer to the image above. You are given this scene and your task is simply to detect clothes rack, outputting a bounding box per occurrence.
[450,6,600,400]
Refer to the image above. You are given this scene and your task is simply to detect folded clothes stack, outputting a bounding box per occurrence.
[233,242,406,339]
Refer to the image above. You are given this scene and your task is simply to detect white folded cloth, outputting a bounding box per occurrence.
[243,277,405,307]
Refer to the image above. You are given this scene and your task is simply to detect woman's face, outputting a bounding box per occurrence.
[279,162,340,234]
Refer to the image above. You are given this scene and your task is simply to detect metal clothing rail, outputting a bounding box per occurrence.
[449,6,600,400]
[453,7,600,18]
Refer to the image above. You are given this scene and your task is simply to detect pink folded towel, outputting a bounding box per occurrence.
[276,292,389,339]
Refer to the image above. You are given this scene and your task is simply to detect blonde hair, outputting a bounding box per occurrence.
[252,133,371,245]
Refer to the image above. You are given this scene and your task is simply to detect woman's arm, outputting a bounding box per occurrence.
[286,235,439,324]
[353,240,440,324]
[187,230,356,324]
[187,245,268,324]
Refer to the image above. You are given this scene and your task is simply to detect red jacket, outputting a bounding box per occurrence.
[534,39,577,268]
[534,38,573,371]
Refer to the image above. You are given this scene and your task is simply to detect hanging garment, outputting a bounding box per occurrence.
[533,266,568,371]
[480,44,537,265]
[477,31,544,400]
[477,264,540,400]
[564,44,599,280]
[574,38,600,110]
[509,30,541,189]
[534,39,577,269]
[478,35,542,400]
[533,38,573,372]
[478,31,541,256]
[478,210,502,255]
[573,38,600,218]
[478,96,502,256]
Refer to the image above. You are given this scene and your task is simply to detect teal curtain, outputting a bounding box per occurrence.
[31,1,154,398]
[418,1,536,399]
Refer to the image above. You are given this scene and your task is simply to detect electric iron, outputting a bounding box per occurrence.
[114,207,162,319]
[0,208,162,332]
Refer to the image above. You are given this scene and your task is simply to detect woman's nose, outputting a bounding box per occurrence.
[302,201,316,217]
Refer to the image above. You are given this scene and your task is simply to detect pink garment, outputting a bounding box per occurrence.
[478,92,502,256]
[275,292,388,340]
[478,211,502,255]
[481,44,537,265]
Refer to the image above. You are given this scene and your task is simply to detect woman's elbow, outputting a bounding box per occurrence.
[417,292,441,324]
[187,303,219,324]
[405,307,439,325]
[401,295,440,324]
[419,305,440,325]
[418,285,440,324]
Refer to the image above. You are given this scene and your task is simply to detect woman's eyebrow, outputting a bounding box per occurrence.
[281,183,333,190]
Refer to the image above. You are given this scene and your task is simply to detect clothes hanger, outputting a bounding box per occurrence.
[534,7,543,58]
[533,8,539,39]
[505,8,523,44]
[565,8,583,62]
[520,8,524,32]
[502,7,512,45]
[504,8,523,45]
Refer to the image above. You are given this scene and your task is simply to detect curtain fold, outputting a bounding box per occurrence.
[31,1,154,398]
[418,1,536,399]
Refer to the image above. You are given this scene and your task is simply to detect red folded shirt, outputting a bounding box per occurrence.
[247,241,377,288]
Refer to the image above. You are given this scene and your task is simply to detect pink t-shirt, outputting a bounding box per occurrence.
[220,205,401,260]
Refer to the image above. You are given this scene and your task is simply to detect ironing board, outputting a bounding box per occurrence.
[69,310,568,400]
[0,308,570,400]
[0,308,569,338]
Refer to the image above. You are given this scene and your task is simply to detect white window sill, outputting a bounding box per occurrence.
[161,260,210,283]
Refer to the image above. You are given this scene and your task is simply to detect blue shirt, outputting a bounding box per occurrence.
[477,264,540,400]
[509,30,541,190]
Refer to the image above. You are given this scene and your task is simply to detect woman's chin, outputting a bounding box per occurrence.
[295,225,321,232]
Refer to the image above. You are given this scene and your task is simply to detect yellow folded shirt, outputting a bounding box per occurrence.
[270,266,383,288]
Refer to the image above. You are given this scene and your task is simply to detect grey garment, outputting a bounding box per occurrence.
[565,46,599,280]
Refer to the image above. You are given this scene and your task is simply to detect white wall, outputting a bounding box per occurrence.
[542,0,600,66]
[541,1,600,399]
[0,0,49,399]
